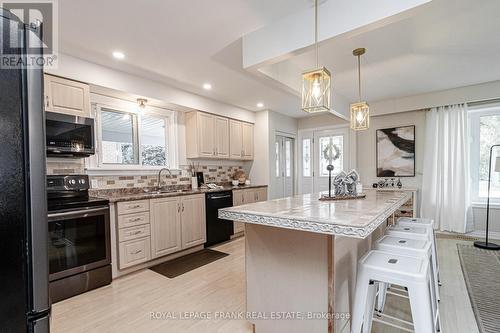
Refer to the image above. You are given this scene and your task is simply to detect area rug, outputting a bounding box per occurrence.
[457,244,500,333]
[149,249,229,278]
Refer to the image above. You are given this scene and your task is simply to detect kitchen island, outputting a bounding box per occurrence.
[219,189,412,333]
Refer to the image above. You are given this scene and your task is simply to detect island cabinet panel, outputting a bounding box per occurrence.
[180,194,206,249]
[44,74,91,117]
[150,197,182,258]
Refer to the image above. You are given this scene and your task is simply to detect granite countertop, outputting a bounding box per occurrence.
[218,189,411,239]
[91,184,268,203]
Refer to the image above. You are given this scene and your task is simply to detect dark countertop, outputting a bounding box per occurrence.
[90,184,268,203]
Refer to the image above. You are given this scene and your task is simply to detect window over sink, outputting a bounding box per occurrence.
[92,102,177,171]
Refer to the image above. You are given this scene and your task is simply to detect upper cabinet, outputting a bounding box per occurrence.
[44,74,91,117]
[230,119,254,160]
[186,111,252,160]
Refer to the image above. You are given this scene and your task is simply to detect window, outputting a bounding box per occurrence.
[140,115,167,166]
[302,138,311,177]
[318,135,343,177]
[275,141,280,177]
[469,104,500,201]
[285,140,291,177]
[101,109,138,164]
[98,105,173,168]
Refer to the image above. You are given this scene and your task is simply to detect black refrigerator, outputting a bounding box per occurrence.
[0,8,50,333]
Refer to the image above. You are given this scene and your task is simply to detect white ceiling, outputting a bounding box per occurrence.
[59,0,500,119]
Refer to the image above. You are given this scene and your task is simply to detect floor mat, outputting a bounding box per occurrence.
[149,249,229,278]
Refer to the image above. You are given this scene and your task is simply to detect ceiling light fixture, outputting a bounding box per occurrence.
[203,83,212,90]
[137,98,148,113]
[350,48,369,131]
[256,102,264,108]
[112,51,125,60]
[301,0,331,113]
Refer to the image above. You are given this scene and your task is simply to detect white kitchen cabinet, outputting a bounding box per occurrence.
[229,120,243,159]
[44,74,91,117]
[150,197,182,258]
[186,111,229,159]
[232,187,267,234]
[118,237,151,269]
[215,116,229,158]
[241,122,254,160]
[230,120,254,160]
[180,194,206,249]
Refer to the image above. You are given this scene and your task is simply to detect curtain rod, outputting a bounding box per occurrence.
[467,98,500,107]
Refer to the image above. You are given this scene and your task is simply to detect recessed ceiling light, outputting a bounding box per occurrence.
[256,102,264,108]
[112,51,125,59]
[203,83,212,90]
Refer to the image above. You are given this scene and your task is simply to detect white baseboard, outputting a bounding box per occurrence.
[467,230,500,240]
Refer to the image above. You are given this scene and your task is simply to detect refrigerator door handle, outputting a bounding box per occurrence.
[23,23,50,313]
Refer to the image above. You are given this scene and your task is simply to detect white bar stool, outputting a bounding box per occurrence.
[386,224,440,301]
[351,250,436,333]
[374,235,441,332]
[397,217,440,283]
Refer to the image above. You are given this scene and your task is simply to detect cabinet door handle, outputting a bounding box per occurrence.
[45,95,49,108]
[182,203,185,212]
[177,203,180,213]
[131,249,142,255]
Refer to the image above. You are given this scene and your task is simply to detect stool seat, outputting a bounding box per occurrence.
[386,224,429,239]
[398,217,435,228]
[376,235,429,252]
[361,250,428,282]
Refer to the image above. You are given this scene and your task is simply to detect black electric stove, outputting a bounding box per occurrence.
[46,175,111,303]
[47,175,108,212]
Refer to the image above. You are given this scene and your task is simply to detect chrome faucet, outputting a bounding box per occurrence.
[157,168,173,189]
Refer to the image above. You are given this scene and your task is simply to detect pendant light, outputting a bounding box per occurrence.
[350,48,369,130]
[301,0,331,113]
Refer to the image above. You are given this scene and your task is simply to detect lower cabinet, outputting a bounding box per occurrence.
[180,194,206,249]
[150,196,182,258]
[118,236,152,269]
[233,187,267,234]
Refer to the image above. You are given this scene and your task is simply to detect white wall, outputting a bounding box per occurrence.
[356,110,426,189]
[47,53,255,123]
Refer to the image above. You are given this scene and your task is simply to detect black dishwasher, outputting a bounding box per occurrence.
[205,191,233,247]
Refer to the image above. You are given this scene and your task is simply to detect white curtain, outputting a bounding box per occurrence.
[420,104,471,233]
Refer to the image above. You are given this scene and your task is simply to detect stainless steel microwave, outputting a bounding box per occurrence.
[45,111,95,157]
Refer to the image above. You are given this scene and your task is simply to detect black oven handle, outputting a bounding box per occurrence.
[48,206,109,220]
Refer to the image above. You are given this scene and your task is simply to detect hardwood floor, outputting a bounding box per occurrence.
[51,237,479,333]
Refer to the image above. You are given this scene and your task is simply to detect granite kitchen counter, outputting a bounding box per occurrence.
[90,184,268,203]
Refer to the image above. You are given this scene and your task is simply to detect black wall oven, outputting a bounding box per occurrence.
[45,111,95,157]
[47,175,111,303]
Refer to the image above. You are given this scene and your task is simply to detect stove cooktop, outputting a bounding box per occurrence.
[47,196,109,213]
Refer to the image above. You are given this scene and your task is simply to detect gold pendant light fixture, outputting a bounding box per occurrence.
[301,0,331,113]
[350,48,369,130]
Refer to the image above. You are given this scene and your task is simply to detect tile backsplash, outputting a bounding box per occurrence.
[46,159,245,189]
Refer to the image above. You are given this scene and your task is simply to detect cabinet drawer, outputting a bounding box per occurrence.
[118,212,150,229]
[117,200,149,215]
[119,237,151,269]
[119,224,151,242]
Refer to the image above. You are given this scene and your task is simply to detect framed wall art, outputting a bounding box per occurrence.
[376,125,415,177]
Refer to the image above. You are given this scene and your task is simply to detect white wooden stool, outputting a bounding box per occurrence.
[397,217,440,283]
[374,235,441,332]
[351,250,436,333]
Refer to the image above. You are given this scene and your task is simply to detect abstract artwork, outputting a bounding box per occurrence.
[376,125,415,177]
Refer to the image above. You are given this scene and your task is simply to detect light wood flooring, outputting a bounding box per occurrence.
[51,237,480,333]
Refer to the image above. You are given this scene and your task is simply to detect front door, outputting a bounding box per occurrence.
[299,127,350,194]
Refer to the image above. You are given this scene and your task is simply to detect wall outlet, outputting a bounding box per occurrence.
[91,179,98,188]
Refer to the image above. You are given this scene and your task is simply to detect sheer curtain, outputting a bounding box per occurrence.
[420,104,471,233]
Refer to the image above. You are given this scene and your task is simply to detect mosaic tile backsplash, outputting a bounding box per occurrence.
[46,160,246,189]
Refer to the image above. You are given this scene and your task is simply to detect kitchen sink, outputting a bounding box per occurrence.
[143,188,192,194]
